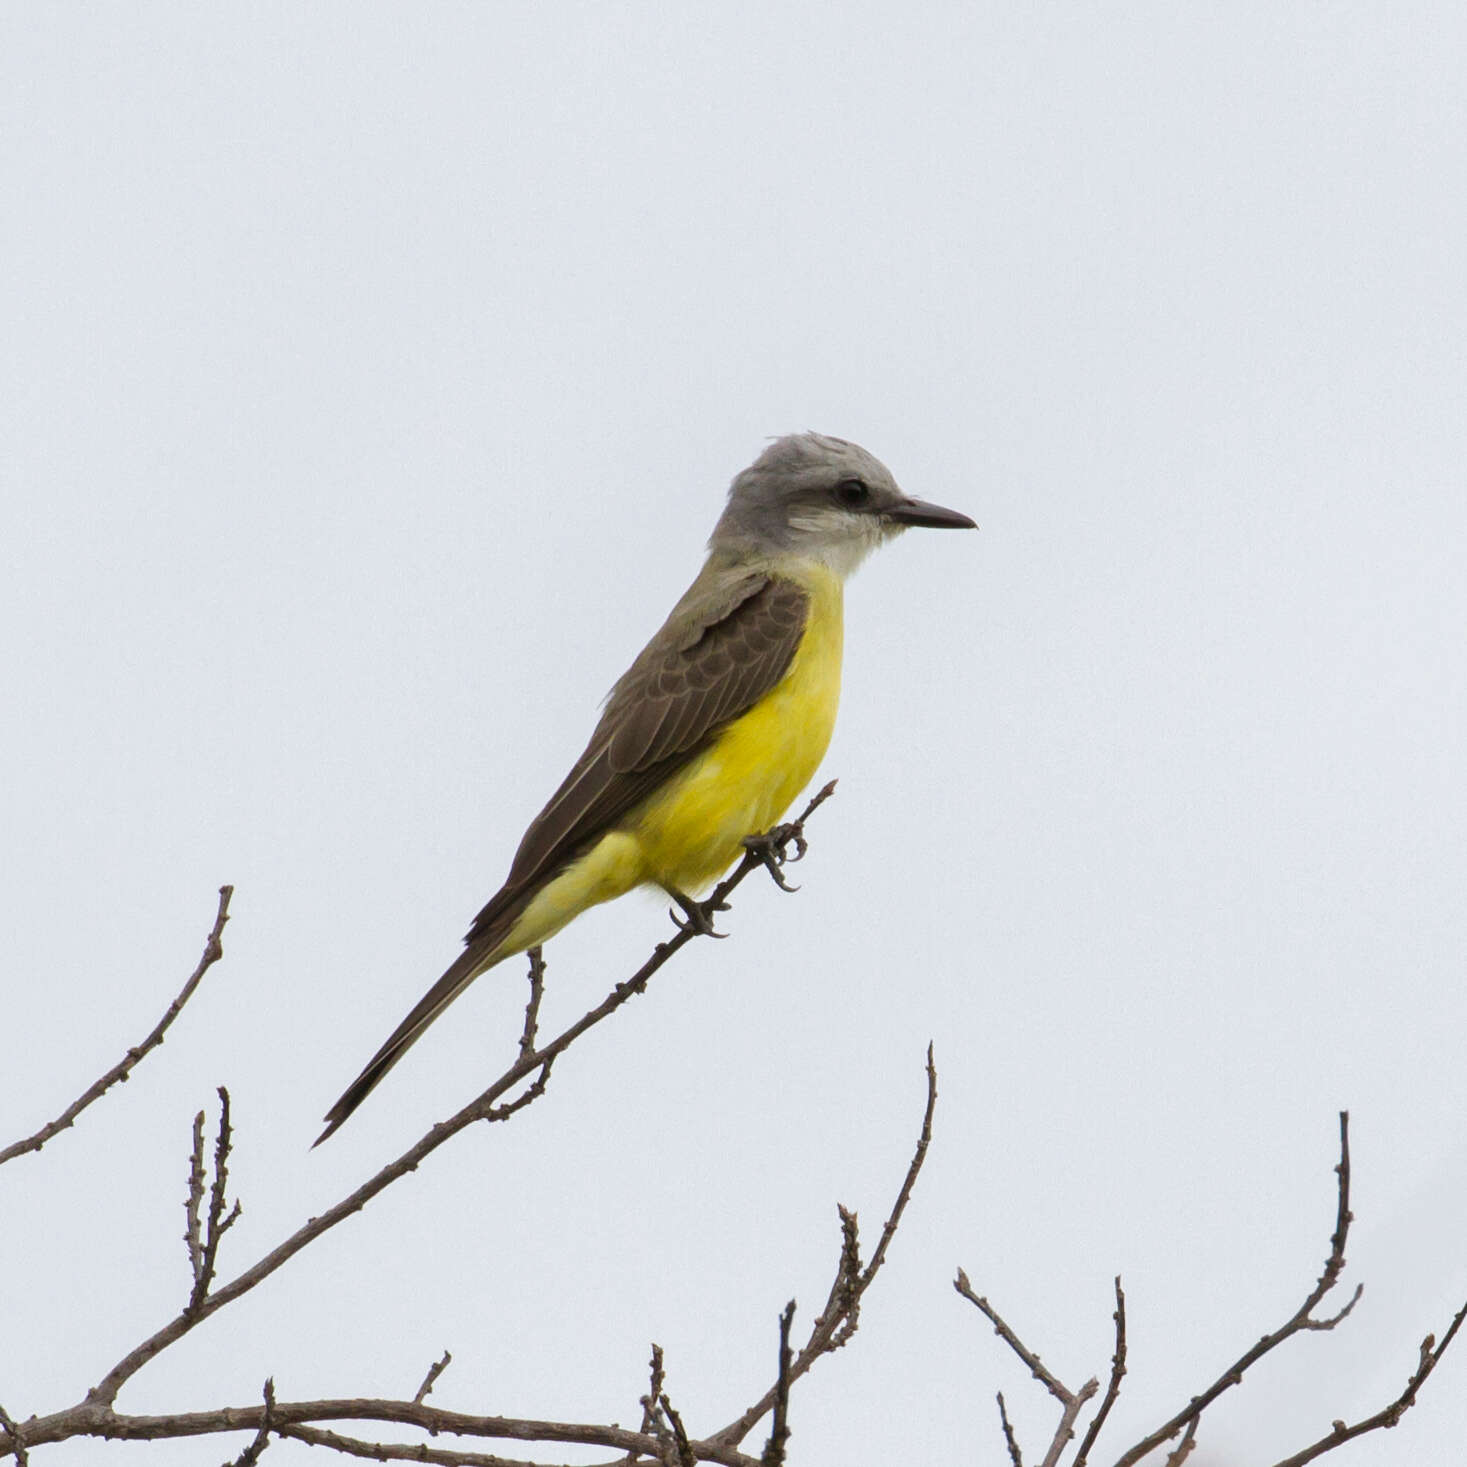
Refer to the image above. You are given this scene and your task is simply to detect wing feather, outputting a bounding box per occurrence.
[462,569,809,952]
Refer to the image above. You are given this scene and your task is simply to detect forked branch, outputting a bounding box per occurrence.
[957,1112,1466,1467]
[183,1088,243,1316]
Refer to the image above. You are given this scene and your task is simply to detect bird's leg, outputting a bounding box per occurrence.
[741,824,805,892]
[665,886,730,938]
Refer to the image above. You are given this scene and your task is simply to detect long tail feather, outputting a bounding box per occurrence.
[314,942,499,1146]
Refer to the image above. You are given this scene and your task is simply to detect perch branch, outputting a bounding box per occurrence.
[68,787,836,1412]
[12,794,860,1464]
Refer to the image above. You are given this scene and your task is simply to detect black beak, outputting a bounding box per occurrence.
[886,496,977,530]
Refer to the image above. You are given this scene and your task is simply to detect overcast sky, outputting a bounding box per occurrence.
[4,6,1466,1465]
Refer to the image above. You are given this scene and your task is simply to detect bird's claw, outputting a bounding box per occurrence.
[742,828,803,892]
[667,890,729,938]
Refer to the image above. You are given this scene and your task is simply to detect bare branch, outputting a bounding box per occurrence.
[953,1271,1073,1405]
[186,1089,242,1317]
[952,1262,1102,1465]
[637,1344,667,1437]
[963,1113,1460,1467]
[65,788,840,1414]
[414,1352,453,1407]
[658,1392,696,1467]
[19,1397,765,1466]
[518,948,546,1060]
[7,795,869,1465]
[996,1393,1023,1467]
[184,1109,207,1288]
[274,1422,571,1467]
[484,1061,555,1123]
[1042,1379,1098,1467]
[0,885,233,1167]
[1162,1415,1198,1467]
[1267,1295,1467,1467]
[712,1040,937,1449]
[826,1206,862,1348]
[1071,1277,1126,1467]
[225,1378,276,1467]
[855,1040,935,1294]
[759,1302,796,1467]
[1299,1284,1362,1331]
[1114,1112,1360,1467]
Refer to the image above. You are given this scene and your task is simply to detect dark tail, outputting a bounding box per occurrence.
[314,943,499,1146]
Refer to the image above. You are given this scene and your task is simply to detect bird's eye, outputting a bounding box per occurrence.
[833,478,870,508]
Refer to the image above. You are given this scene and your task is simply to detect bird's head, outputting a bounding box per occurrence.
[710,432,974,577]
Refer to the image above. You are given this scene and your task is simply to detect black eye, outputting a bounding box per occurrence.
[833,478,870,508]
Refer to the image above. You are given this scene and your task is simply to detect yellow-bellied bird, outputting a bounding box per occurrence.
[317,433,974,1142]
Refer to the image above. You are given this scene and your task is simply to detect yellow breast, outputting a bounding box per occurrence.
[633,563,844,892]
[496,564,844,959]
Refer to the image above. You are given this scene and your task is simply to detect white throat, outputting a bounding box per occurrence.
[785,507,895,580]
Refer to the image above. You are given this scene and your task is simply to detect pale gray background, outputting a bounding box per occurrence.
[3,6,1465,1465]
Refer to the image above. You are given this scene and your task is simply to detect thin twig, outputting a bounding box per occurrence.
[226,1378,276,1467]
[1300,1285,1363,1331]
[1267,1295,1467,1467]
[853,1040,931,1293]
[1071,1277,1126,1467]
[184,1109,207,1286]
[712,1040,937,1448]
[484,1061,554,1123]
[954,1263,1101,1466]
[518,948,545,1060]
[68,787,840,1414]
[996,1393,1023,1467]
[1042,1380,1098,1467]
[1114,1113,1360,1467]
[0,886,233,1166]
[1163,1415,1198,1467]
[414,1352,453,1407]
[658,1393,696,1467]
[621,1344,668,1466]
[953,1272,1072,1404]
[827,1206,863,1348]
[759,1302,796,1467]
[187,1088,242,1316]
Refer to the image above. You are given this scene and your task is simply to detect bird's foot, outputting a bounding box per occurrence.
[742,825,805,892]
[667,888,730,938]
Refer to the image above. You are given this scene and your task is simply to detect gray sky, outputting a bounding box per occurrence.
[4,6,1466,1464]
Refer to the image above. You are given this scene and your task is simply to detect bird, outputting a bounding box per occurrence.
[316,432,974,1143]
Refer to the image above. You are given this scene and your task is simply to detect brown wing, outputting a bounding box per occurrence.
[463,569,810,950]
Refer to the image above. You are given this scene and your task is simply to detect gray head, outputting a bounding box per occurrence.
[710,432,974,577]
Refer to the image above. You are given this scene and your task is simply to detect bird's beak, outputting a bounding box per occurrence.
[886,496,977,530]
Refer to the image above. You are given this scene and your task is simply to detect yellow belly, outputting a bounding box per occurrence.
[501,564,844,953]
